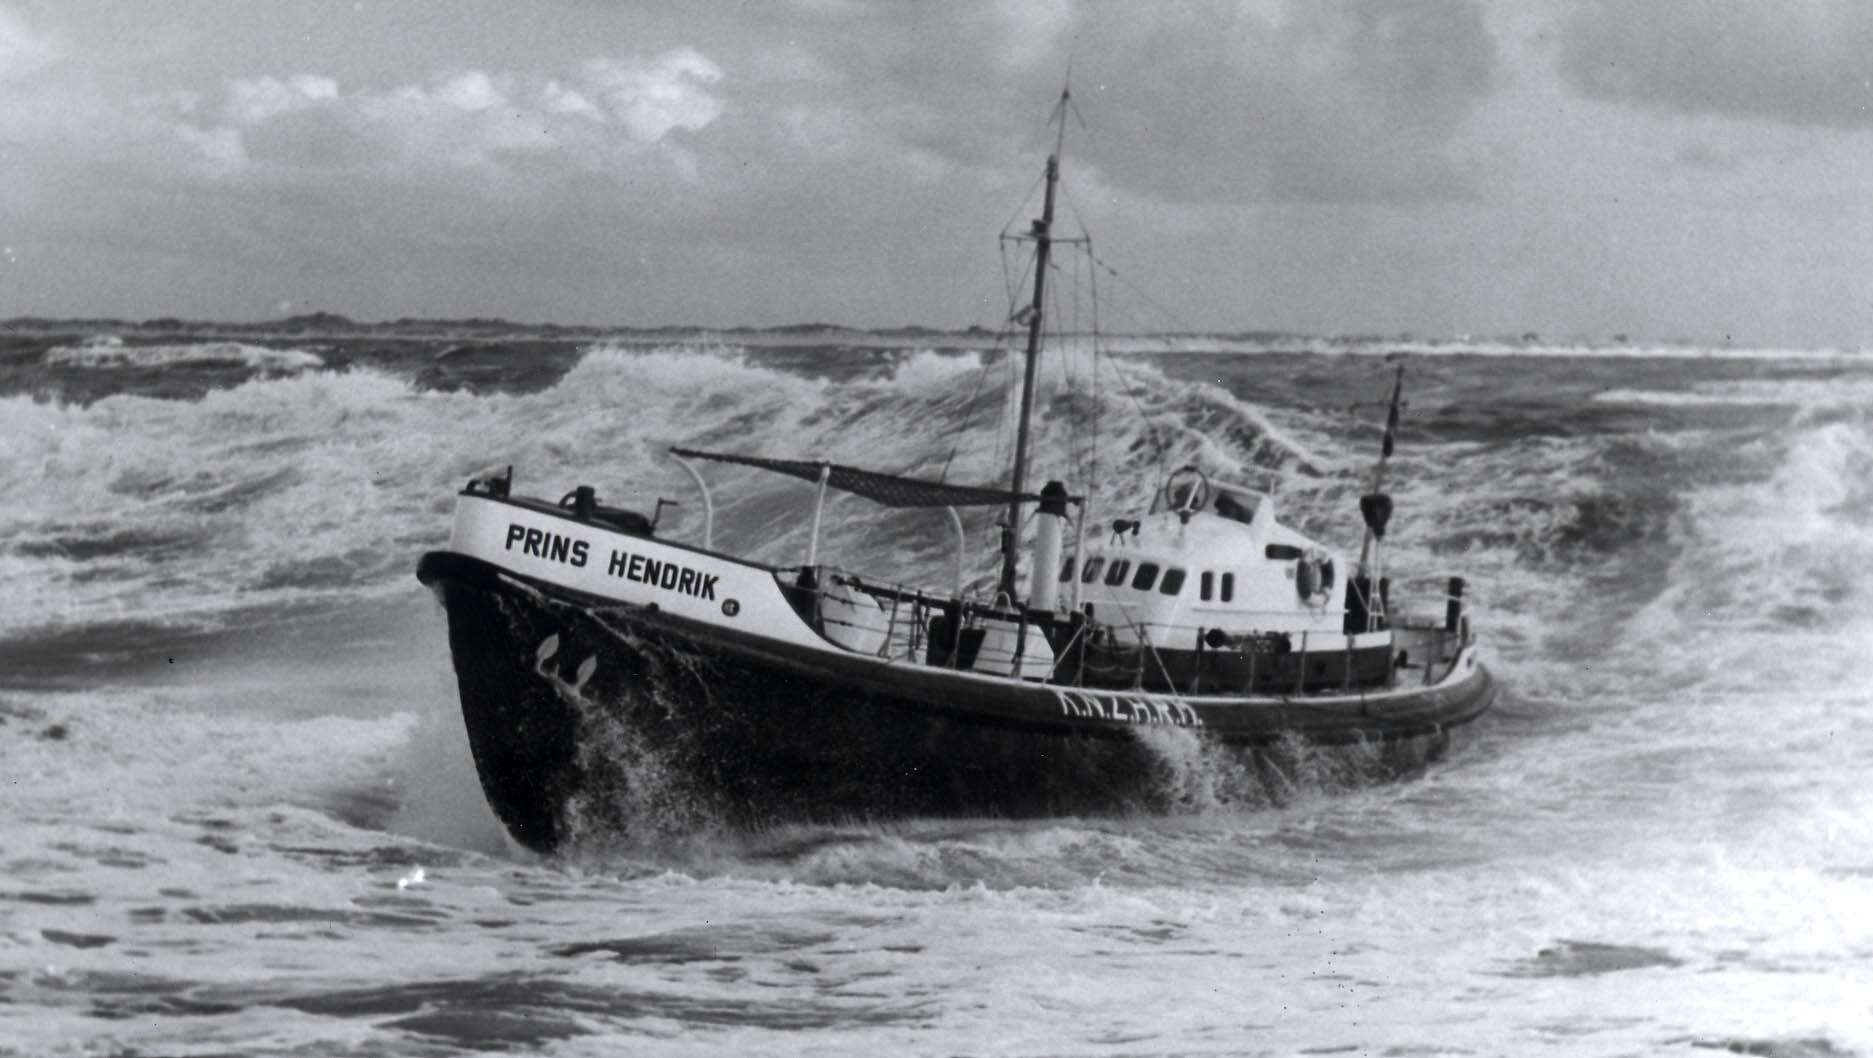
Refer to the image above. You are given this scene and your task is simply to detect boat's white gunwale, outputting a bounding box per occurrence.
[445,490,1488,717]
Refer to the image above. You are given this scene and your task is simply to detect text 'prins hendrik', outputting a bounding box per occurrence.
[504,523,719,600]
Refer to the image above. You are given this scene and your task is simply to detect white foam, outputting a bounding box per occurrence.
[14,334,1873,1058]
[46,338,326,371]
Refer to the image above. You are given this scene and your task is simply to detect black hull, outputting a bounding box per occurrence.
[419,552,1496,853]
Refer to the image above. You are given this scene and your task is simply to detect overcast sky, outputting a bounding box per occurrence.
[3,1,1870,347]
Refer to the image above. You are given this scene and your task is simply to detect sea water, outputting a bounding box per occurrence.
[1,332,1870,1056]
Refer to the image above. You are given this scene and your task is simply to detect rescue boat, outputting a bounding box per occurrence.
[417,91,1497,852]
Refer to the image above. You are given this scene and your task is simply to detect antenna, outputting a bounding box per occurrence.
[1350,361,1406,631]
[1046,81,1075,158]
[1372,361,1405,493]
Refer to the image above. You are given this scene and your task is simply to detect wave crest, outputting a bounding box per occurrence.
[46,337,325,372]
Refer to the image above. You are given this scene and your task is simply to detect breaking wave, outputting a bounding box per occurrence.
[45,335,326,372]
[8,332,1873,1055]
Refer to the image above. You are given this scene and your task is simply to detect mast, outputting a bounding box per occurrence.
[997,89,1069,600]
[1353,363,1404,630]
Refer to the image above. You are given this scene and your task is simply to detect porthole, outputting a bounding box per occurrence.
[1132,562,1160,591]
[1104,559,1131,586]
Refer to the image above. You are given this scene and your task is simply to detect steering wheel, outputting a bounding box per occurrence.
[1164,465,1211,515]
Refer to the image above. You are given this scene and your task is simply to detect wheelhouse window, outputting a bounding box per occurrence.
[1200,571,1213,601]
[1220,572,1235,602]
[1160,568,1186,596]
[1214,490,1255,525]
[1059,557,1076,582]
[1131,562,1160,591]
[1080,556,1105,583]
[1104,559,1132,587]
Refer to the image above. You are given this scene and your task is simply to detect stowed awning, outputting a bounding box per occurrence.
[669,447,1077,510]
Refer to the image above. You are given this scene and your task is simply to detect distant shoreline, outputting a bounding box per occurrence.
[2,315,1860,358]
[0,313,1008,344]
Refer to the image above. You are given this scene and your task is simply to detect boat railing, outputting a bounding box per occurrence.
[668,453,715,549]
[786,563,1475,692]
[783,565,1043,672]
[667,450,972,597]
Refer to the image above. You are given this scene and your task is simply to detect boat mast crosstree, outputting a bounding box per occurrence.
[416,90,1497,853]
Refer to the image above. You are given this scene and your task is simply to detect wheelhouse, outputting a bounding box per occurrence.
[1063,469,1352,651]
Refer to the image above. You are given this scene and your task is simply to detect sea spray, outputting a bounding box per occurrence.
[382,613,514,855]
[1126,725,1445,817]
[556,616,736,855]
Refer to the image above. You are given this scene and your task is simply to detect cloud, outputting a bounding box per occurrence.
[540,80,604,122]
[581,48,725,142]
[0,4,58,80]
[1073,0,1501,203]
[1669,140,1742,173]
[172,123,245,171]
[992,0,1076,72]
[169,49,727,183]
[1555,0,1873,128]
[225,74,340,124]
[674,0,1499,207]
